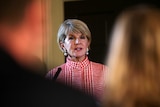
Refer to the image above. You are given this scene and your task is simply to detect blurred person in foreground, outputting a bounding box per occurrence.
[46,19,108,103]
[0,0,98,107]
[102,4,160,107]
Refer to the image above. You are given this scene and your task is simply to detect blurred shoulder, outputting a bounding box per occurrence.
[52,81,99,107]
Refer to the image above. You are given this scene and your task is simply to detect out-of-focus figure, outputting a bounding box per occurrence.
[0,0,99,107]
[102,4,160,107]
[0,0,46,74]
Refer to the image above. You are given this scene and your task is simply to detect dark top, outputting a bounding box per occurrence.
[0,48,98,107]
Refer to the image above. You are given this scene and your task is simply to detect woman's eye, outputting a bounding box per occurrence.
[80,35,86,39]
[68,37,74,40]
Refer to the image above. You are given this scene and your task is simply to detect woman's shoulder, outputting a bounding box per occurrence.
[90,61,108,71]
[90,61,107,67]
[45,64,66,79]
[49,64,65,72]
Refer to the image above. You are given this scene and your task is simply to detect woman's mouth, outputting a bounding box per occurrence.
[75,47,82,51]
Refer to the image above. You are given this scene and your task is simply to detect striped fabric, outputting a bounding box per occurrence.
[46,56,108,102]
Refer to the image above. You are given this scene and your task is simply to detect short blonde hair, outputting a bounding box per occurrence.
[57,19,91,51]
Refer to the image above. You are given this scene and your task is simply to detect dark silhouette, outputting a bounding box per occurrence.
[0,0,98,107]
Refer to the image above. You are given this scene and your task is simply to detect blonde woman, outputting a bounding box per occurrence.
[46,19,108,103]
[103,5,160,107]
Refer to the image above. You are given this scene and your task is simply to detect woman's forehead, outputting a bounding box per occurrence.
[67,32,83,36]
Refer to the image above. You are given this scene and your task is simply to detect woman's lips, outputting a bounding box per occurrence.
[75,47,82,51]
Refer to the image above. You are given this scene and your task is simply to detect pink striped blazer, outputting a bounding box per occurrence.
[46,56,108,102]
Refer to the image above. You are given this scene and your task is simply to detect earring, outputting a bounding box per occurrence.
[63,49,68,56]
[86,48,89,55]
[64,52,68,56]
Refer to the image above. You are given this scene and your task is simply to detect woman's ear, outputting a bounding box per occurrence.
[60,41,65,50]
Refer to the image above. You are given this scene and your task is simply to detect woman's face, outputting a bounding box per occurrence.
[62,32,90,61]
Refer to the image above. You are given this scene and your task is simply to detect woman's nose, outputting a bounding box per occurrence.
[75,38,80,44]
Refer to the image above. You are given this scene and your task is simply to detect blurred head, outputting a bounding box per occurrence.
[57,19,91,61]
[0,0,45,64]
[103,5,160,107]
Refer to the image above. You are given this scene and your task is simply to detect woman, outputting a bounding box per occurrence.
[46,19,108,102]
[102,5,160,107]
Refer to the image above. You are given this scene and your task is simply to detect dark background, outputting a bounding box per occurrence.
[64,0,160,65]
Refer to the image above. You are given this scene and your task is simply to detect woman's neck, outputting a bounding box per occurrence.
[67,55,86,62]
